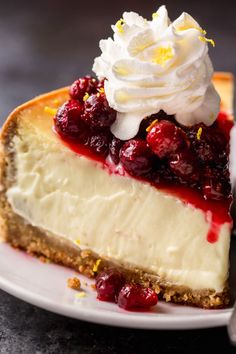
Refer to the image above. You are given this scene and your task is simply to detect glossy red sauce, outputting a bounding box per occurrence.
[53,112,233,243]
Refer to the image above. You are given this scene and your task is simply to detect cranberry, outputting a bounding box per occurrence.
[120,139,154,177]
[117,284,158,310]
[147,120,188,159]
[83,93,116,128]
[54,100,89,140]
[69,76,98,102]
[109,137,125,164]
[137,111,176,139]
[88,131,111,157]
[95,269,125,302]
[202,181,228,201]
[202,167,231,200]
[169,150,199,182]
[153,163,176,184]
[187,123,227,164]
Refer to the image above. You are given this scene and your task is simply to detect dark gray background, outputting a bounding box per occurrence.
[1,0,236,352]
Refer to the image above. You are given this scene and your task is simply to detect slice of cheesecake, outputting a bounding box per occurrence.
[0,72,233,309]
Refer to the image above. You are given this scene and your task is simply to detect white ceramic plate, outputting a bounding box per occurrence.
[0,242,234,330]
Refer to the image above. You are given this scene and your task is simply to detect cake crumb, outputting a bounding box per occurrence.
[67,277,81,290]
[39,255,51,264]
[81,250,91,259]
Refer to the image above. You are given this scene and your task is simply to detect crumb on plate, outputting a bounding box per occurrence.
[67,277,81,290]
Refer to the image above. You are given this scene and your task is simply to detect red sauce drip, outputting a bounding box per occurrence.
[53,111,233,244]
[206,221,221,243]
[58,133,106,165]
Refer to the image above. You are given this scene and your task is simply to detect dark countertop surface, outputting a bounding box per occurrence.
[0,290,235,354]
[0,1,236,352]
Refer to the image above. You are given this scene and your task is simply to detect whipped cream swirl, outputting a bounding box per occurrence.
[93,6,220,140]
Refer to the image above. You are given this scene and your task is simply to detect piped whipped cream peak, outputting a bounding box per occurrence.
[93,5,220,140]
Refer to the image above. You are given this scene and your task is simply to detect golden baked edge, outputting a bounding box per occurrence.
[0,73,233,309]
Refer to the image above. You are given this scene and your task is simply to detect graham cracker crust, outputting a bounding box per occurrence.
[0,75,232,310]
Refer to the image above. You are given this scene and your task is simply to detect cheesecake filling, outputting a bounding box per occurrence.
[6,123,230,292]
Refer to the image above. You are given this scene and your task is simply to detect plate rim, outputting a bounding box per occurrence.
[0,243,232,330]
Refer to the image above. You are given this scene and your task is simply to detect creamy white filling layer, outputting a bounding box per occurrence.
[6,126,230,292]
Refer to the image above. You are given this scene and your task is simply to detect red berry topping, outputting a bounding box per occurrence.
[202,181,228,201]
[137,111,175,139]
[202,167,231,201]
[169,150,199,182]
[120,139,154,177]
[154,163,176,184]
[54,85,231,203]
[95,269,125,302]
[83,93,116,128]
[109,137,125,164]
[147,120,188,159]
[88,131,111,157]
[69,76,98,102]
[54,100,88,140]
[187,123,227,164]
[117,284,158,310]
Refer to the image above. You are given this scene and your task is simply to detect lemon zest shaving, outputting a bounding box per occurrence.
[152,12,159,20]
[44,106,57,115]
[196,127,202,140]
[114,66,129,76]
[146,119,158,132]
[93,259,101,273]
[153,46,174,67]
[115,19,125,33]
[116,91,129,103]
[136,42,154,53]
[98,87,105,93]
[139,44,151,51]
[176,25,206,35]
[75,292,86,298]
[83,92,90,102]
[74,239,81,246]
[198,36,215,47]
